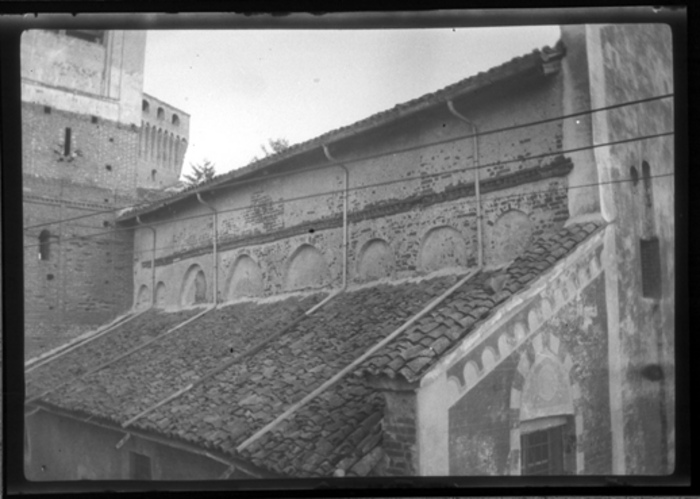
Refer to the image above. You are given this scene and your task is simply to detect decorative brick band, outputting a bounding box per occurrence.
[142,156,573,269]
[444,241,603,397]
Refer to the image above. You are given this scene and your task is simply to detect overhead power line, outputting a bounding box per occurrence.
[23,169,674,253]
[22,93,673,231]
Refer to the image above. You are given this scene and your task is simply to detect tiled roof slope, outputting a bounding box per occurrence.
[360,222,602,383]
[118,42,565,222]
[134,276,458,476]
[43,294,323,422]
[25,309,201,400]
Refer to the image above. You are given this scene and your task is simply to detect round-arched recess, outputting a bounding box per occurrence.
[180,264,208,307]
[136,284,150,310]
[227,254,264,300]
[490,210,533,265]
[419,225,469,272]
[285,244,330,291]
[357,238,394,282]
[155,281,167,307]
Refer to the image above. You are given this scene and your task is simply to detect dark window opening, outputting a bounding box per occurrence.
[63,128,72,156]
[157,107,165,120]
[91,116,98,124]
[109,137,114,143]
[43,106,51,114]
[640,237,662,299]
[105,164,112,172]
[642,161,654,210]
[129,452,152,480]
[46,274,54,281]
[65,30,105,44]
[142,100,150,113]
[151,169,157,182]
[521,424,564,475]
[171,114,180,126]
[104,198,109,203]
[39,230,51,261]
[630,166,639,187]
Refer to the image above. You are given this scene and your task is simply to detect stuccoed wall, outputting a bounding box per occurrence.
[21,30,147,126]
[132,70,571,308]
[25,408,254,480]
[587,23,674,474]
[416,237,608,475]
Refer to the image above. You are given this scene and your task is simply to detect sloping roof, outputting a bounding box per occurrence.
[359,222,602,383]
[25,308,201,400]
[118,42,565,222]
[27,224,603,479]
[39,294,323,422]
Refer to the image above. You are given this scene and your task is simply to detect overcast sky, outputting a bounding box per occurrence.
[142,26,561,179]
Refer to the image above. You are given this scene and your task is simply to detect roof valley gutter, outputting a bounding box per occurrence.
[25,308,150,374]
[27,401,271,479]
[136,215,157,308]
[26,305,215,405]
[235,265,484,454]
[447,100,483,268]
[196,193,219,306]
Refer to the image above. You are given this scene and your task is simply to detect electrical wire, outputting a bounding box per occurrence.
[24,171,674,256]
[22,93,673,232]
[22,128,674,251]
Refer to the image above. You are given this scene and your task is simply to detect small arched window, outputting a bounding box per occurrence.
[151,169,157,182]
[142,100,150,113]
[171,114,180,126]
[157,107,165,120]
[39,230,51,261]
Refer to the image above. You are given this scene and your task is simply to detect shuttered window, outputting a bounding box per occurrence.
[521,424,564,475]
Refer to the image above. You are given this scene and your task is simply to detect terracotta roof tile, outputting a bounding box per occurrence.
[360,221,603,383]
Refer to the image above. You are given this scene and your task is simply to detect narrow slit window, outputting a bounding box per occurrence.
[640,237,662,299]
[38,230,51,261]
[64,128,72,156]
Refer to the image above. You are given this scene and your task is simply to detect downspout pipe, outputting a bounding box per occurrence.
[322,144,349,291]
[136,215,157,309]
[447,101,483,268]
[196,192,219,305]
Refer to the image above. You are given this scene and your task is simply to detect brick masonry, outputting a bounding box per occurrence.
[23,101,140,357]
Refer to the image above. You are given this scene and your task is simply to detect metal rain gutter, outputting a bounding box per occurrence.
[322,144,350,292]
[196,193,219,305]
[136,215,158,308]
[447,100,483,268]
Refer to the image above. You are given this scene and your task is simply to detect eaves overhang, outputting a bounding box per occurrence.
[118,42,565,223]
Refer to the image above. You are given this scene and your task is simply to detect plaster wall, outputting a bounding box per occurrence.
[131,73,570,307]
[21,30,146,126]
[586,23,674,474]
[417,237,609,475]
[24,409,252,480]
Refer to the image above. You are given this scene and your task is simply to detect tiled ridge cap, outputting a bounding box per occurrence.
[358,221,602,383]
[118,42,565,221]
